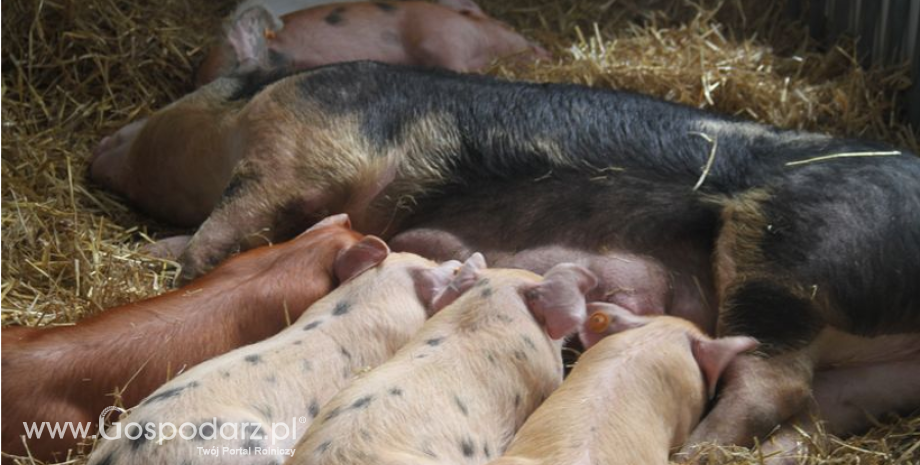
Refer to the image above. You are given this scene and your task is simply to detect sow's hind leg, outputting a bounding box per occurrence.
[176,81,379,281]
[684,156,920,451]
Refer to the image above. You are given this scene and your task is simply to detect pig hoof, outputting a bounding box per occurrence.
[92,118,148,163]
[141,235,193,261]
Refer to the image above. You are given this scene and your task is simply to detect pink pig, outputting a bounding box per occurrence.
[287,259,597,465]
[86,251,479,465]
[487,303,757,465]
[195,0,549,86]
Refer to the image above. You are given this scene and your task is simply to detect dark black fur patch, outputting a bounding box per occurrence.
[721,280,823,352]
[309,399,321,418]
[245,354,262,364]
[303,320,323,331]
[426,337,444,346]
[389,387,403,396]
[340,346,352,359]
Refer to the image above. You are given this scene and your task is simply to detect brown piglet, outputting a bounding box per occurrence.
[487,303,757,465]
[0,214,380,463]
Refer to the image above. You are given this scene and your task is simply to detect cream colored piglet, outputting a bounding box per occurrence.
[487,302,757,465]
[86,248,480,465]
[288,260,597,465]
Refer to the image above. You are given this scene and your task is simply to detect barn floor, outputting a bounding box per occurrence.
[1,0,918,463]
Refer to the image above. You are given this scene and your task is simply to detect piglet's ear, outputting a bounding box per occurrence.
[300,214,351,237]
[691,335,759,399]
[524,263,597,340]
[431,253,486,312]
[585,302,654,335]
[228,6,275,72]
[334,236,389,283]
[413,260,462,313]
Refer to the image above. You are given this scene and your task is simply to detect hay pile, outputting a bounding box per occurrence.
[1,0,917,463]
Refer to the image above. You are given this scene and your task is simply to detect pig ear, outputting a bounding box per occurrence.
[524,263,597,340]
[691,336,759,399]
[227,6,276,72]
[431,253,487,312]
[334,236,389,283]
[296,214,351,238]
[437,0,486,17]
[413,259,462,313]
[304,214,351,233]
[585,302,654,334]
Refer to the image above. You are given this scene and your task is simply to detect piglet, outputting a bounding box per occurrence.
[0,214,369,463]
[196,0,548,86]
[288,260,597,465]
[486,303,757,465]
[86,250,477,465]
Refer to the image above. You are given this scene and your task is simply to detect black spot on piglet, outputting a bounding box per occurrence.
[351,395,374,409]
[333,301,351,316]
[324,7,346,25]
[460,437,475,458]
[373,2,397,12]
[303,320,323,331]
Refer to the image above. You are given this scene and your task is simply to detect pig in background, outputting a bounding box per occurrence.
[488,304,757,465]
[87,250,477,465]
[289,260,597,465]
[196,0,548,87]
[91,0,548,227]
[0,214,367,463]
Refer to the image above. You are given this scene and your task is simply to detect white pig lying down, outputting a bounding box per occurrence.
[288,260,598,465]
[86,248,484,465]
[487,303,757,465]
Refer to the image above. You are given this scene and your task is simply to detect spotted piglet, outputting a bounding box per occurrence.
[288,260,597,465]
[486,303,757,465]
[86,250,480,465]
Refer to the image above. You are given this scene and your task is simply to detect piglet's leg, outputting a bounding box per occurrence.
[681,350,814,454]
[141,235,192,261]
[177,163,323,281]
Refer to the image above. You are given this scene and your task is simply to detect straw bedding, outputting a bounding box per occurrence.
[1,0,918,463]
